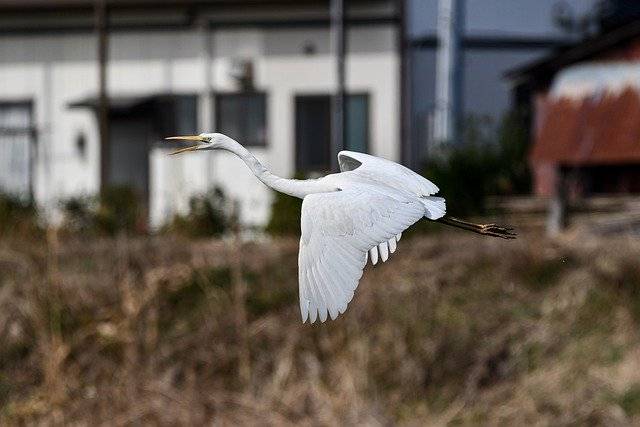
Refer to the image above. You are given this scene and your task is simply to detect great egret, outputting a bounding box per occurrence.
[166,133,516,323]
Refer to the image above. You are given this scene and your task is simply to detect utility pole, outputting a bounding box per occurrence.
[398,0,412,166]
[331,0,346,171]
[95,0,109,192]
[434,0,463,146]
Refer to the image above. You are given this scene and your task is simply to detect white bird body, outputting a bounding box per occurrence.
[166,133,514,323]
[289,150,447,322]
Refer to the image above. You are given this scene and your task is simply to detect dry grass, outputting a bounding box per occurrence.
[0,231,639,426]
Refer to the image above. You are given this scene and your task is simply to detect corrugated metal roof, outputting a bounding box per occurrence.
[550,62,640,100]
[531,87,640,164]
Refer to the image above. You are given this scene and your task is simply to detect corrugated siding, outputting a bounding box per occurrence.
[531,88,640,165]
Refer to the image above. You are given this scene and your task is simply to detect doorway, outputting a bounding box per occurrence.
[107,113,152,199]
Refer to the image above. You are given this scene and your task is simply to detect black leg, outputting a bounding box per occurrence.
[435,216,517,239]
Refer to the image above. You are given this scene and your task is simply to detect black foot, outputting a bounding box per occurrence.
[479,223,517,239]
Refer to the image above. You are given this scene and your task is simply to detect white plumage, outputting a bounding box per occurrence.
[297,151,445,322]
[166,133,514,323]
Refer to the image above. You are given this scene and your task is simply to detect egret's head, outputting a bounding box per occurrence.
[165,132,231,155]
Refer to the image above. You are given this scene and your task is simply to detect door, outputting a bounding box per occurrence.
[108,114,152,198]
[295,95,332,172]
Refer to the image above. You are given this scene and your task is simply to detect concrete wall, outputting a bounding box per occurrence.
[0,25,398,227]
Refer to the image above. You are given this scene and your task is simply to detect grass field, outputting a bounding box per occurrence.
[1,231,639,425]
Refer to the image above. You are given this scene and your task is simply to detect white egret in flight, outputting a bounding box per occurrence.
[166,133,516,323]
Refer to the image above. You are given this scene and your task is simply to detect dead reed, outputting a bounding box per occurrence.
[0,231,639,425]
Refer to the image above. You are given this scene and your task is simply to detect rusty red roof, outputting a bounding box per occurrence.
[531,87,640,165]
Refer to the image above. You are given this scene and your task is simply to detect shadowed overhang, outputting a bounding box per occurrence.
[0,0,399,34]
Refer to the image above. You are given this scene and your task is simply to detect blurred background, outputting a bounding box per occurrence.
[1,0,640,425]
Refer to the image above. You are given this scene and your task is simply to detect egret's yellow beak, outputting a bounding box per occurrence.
[165,135,208,155]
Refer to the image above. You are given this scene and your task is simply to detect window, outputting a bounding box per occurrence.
[295,94,369,172]
[345,94,369,153]
[0,102,33,197]
[216,93,267,147]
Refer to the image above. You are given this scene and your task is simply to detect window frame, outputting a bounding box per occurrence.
[214,91,268,148]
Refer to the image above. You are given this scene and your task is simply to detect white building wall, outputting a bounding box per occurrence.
[0,25,398,228]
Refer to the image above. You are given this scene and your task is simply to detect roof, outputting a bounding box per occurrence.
[0,0,396,15]
[531,87,640,165]
[505,19,640,85]
[549,62,640,100]
[68,93,195,112]
[0,1,345,11]
[0,0,398,33]
[69,94,156,111]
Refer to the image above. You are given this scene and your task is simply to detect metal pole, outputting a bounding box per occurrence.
[398,0,411,166]
[95,0,109,192]
[331,0,346,171]
[434,0,463,146]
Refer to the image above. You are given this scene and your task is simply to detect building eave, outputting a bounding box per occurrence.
[0,0,399,34]
[504,19,640,85]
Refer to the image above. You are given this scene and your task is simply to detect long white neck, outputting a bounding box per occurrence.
[219,137,337,199]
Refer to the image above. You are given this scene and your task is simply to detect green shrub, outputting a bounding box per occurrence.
[617,384,640,416]
[0,193,41,238]
[163,187,235,238]
[60,185,142,236]
[423,110,530,216]
[94,186,141,235]
[265,172,305,237]
[61,196,95,234]
[265,191,302,236]
[425,142,500,216]
[496,109,531,194]
[159,267,232,332]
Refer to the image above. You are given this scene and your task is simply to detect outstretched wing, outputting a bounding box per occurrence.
[298,184,426,323]
[338,150,440,197]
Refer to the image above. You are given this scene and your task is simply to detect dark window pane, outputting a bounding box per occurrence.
[345,94,369,153]
[295,94,369,173]
[216,93,267,147]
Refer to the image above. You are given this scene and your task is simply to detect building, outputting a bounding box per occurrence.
[506,17,640,199]
[0,0,401,228]
[403,0,599,169]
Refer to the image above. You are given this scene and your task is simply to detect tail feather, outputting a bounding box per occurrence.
[421,196,446,220]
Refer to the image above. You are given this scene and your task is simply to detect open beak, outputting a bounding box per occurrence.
[165,135,208,155]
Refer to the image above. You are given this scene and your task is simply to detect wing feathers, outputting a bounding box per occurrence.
[388,236,397,253]
[370,246,379,265]
[422,196,446,220]
[338,151,440,197]
[379,241,389,262]
[299,185,427,323]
